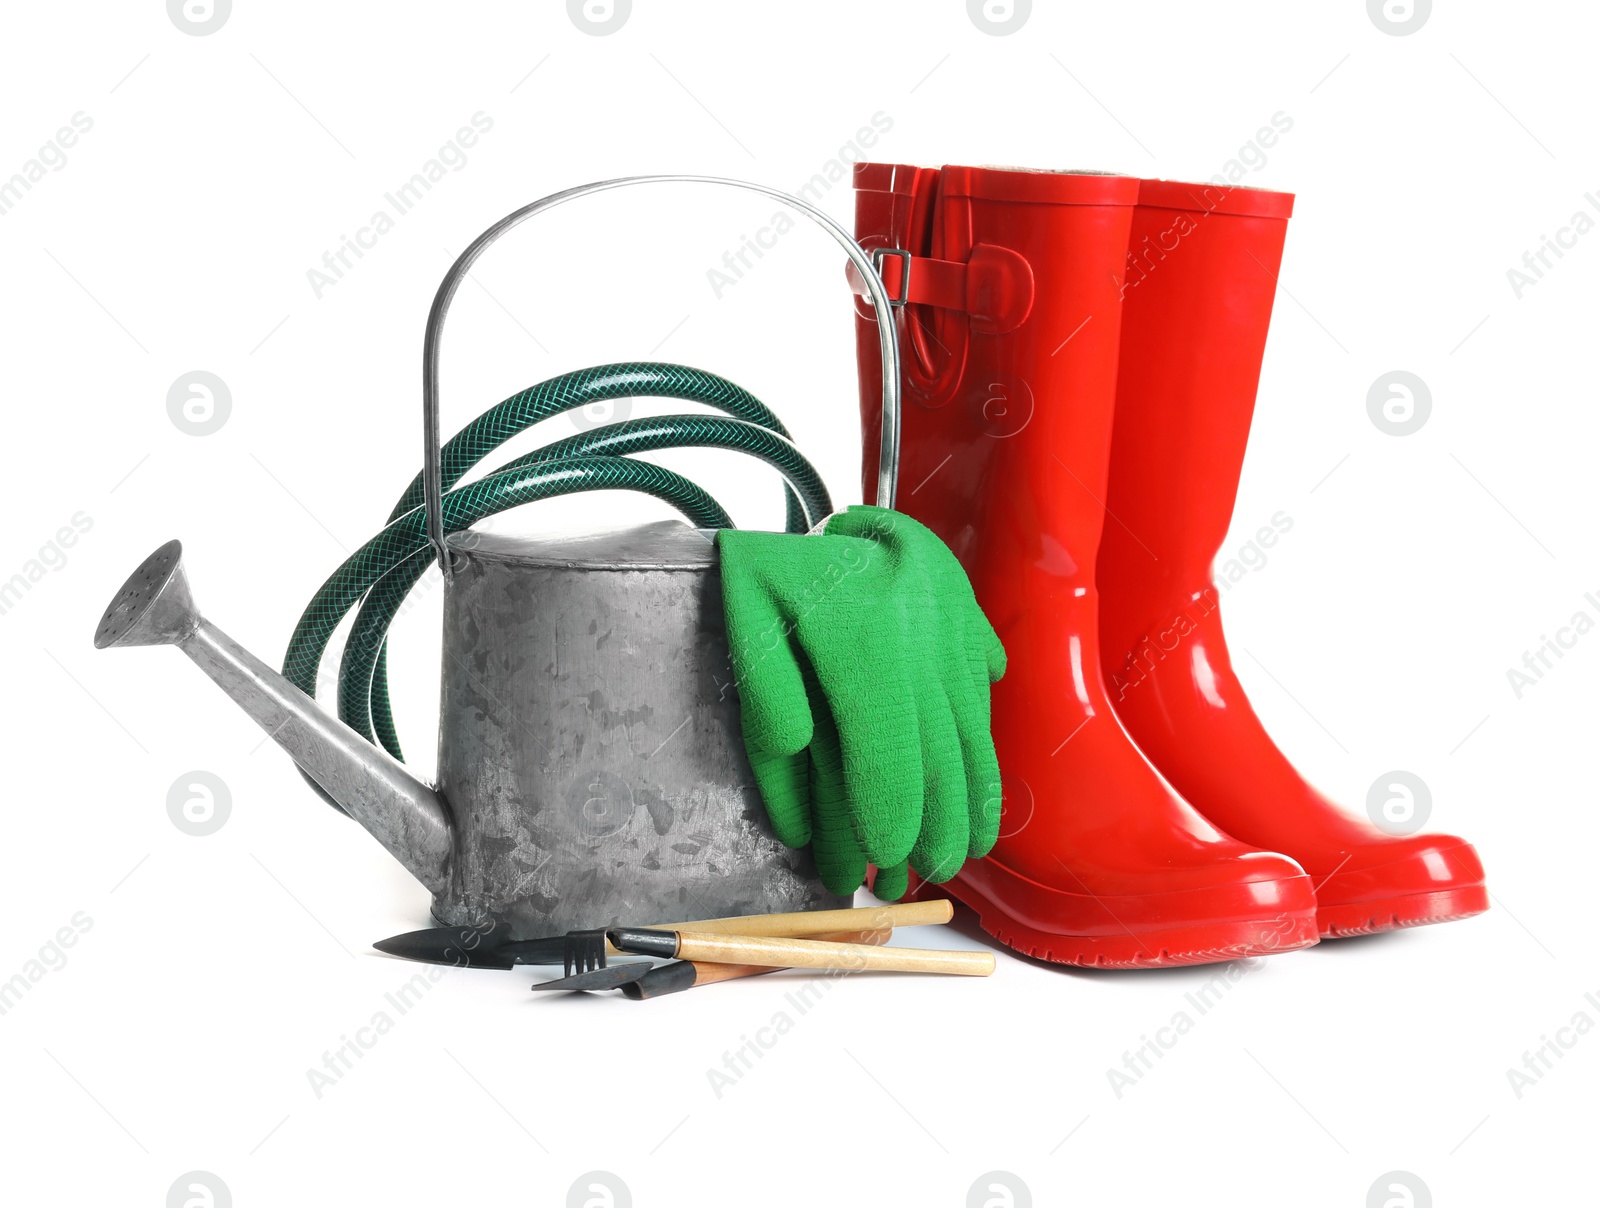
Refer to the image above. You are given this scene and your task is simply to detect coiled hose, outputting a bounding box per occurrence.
[281,362,832,811]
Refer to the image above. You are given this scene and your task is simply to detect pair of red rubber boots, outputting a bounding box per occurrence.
[850,165,1487,967]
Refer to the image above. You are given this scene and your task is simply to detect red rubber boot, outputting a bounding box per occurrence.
[1098,180,1487,938]
[850,164,1319,967]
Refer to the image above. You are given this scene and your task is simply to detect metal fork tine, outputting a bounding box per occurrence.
[563,928,607,977]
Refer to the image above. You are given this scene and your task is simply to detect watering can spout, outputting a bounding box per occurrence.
[94,540,453,895]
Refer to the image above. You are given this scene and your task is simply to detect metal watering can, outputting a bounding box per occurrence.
[95,176,904,937]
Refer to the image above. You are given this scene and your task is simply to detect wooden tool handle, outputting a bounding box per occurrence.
[609,898,954,954]
[623,929,895,999]
[673,929,994,976]
[687,927,892,986]
[665,898,952,937]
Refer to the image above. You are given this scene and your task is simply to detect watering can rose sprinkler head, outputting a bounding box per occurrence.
[94,539,454,895]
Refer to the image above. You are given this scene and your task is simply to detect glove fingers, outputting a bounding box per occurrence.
[909,689,970,883]
[811,626,923,868]
[744,743,812,849]
[957,596,1005,689]
[943,626,1004,860]
[806,692,868,896]
[959,724,1004,859]
[879,503,1005,686]
[717,533,814,756]
[830,704,924,868]
[978,615,1006,684]
[729,614,813,755]
[831,504,1004,865]
[872,860,910,902]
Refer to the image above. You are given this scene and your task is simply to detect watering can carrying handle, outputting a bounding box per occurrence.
[420,175,905,577]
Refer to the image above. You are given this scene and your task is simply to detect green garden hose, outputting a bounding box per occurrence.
[388,362,810,529]
[361,362,814,759]
[339,414,829,753]
[282,363,832,810]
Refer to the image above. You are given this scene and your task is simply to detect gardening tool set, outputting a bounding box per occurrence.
[96,166,1485,996]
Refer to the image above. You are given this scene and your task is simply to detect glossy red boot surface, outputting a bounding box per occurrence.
[1098,180,1487,938]
[852,164,1318,967]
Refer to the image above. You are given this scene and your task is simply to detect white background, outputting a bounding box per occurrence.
[2,2,1594,1205]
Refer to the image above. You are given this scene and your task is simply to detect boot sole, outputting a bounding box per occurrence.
[1316,884,1489,939]
[912,874,1320,969]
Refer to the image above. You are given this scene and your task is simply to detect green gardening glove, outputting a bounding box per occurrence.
[718,506,1005,898]
[719,523,921,879]
[826,506,1006,899]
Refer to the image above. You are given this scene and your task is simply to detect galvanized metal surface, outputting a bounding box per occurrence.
[97,524,844,935]
[433,521,846,936]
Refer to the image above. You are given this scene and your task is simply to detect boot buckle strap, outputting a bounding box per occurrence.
[870,247,914,306]
[852,244,1035,334]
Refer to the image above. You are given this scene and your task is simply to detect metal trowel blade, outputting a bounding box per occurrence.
[372,922,517,969]
[531,963,653,993]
